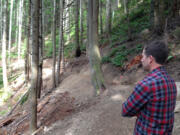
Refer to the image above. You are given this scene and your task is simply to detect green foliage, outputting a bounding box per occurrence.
[102,45,128,67]
[102,56,111,63]
[9,73,21,83]
[135,44,143,53]
[167,55,174,62]
[80,43,86,52]
[110,0,150,43]
[10,51,18,59]
[111,52,128,67]
[64,42,76,58]
[44,39,53,58]
[102,44,143,67]
[20,92,29,105]
[0,109,9,116]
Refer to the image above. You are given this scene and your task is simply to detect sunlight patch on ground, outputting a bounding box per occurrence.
[10,59,24,70]
[0,91,11,106]
[65,131,73,135]
[111,94,124,101]
[44,126,53,133]
[43,68,52,79]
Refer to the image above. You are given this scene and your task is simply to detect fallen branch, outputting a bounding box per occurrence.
[32,126,44,135]
[6,90,29,117]
[0,113,21,128]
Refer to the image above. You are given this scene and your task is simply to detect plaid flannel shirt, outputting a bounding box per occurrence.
[122,66,177,135]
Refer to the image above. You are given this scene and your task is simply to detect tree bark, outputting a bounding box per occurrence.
[85,0,89,56]
[172,0,180,17]
[75,0,81,57]
[154,0,165,35]
[17,0,24,61]
[56,0,64,85]
[15,0,19,48]
[0,0,2,40]
[80,0,84,47]
[2,0,9,90]
[65,0,71,41]
[99,0,103,35]
[52,0,57,88]
[150,0,154,30]
[88,0,106,96]
[126,0,131,40]
[37,0,43,98]
[25,0,31,83]
[106,0,112,33]
[29,0,39,133]
[8,0,14,60]
[123,0,127,14]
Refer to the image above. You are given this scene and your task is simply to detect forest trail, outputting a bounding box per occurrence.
[1,53,180,135]
[42,56,136,135]
[41,55,180,135]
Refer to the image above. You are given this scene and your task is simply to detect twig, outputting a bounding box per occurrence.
[32,126,44,135]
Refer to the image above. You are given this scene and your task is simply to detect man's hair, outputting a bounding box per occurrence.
[144,41,169,64]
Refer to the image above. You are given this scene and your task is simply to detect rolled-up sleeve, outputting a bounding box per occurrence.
[122,82,150,117]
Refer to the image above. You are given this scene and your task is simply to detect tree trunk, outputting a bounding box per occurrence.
[29,0,39,133]
[106,0,112,33]
[75,0,81,57]
[56,0,64,85]
[52,0,57,88]
[0,0,2,41]
[150,0,155,30]
[8,0,14,60]
[80,0,84,47]
[6,0,9,42]
[37,0,43,98]
[126,0,131,40]
[15,0,19,48]
[85,0,89,56]
[99,0,103,35]
[154,0,165,35]
[2,0,9,91]
[88,0,106,96]
[172,0,180,17]
[25,0,31,83]
[17,0,24,61]
[123,0,127,14]
[65,0,70,42]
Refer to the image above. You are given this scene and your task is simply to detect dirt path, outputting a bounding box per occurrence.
[41,58,180,135]
[1,55,180,135]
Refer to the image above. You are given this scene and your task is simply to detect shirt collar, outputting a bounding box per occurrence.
[150,66,164,74]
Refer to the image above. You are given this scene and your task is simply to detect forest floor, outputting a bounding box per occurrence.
[0,38,180,135]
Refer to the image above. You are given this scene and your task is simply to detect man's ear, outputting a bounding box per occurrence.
[149,55,154,63]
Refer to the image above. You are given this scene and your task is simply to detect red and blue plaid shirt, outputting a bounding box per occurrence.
[122,66,177,135]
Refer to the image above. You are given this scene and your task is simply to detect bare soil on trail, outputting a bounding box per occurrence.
[41,55,180,135]
[1,48,180,135]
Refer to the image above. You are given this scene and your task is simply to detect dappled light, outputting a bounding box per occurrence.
[43,68,52,79]
[0,0,180,134]
[0,92,11,106]
[111,94,124,101]
[10,59,24,71]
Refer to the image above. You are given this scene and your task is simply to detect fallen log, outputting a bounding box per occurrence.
[0,113,21,128]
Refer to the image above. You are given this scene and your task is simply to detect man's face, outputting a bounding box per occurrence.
[141,49,151,71]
